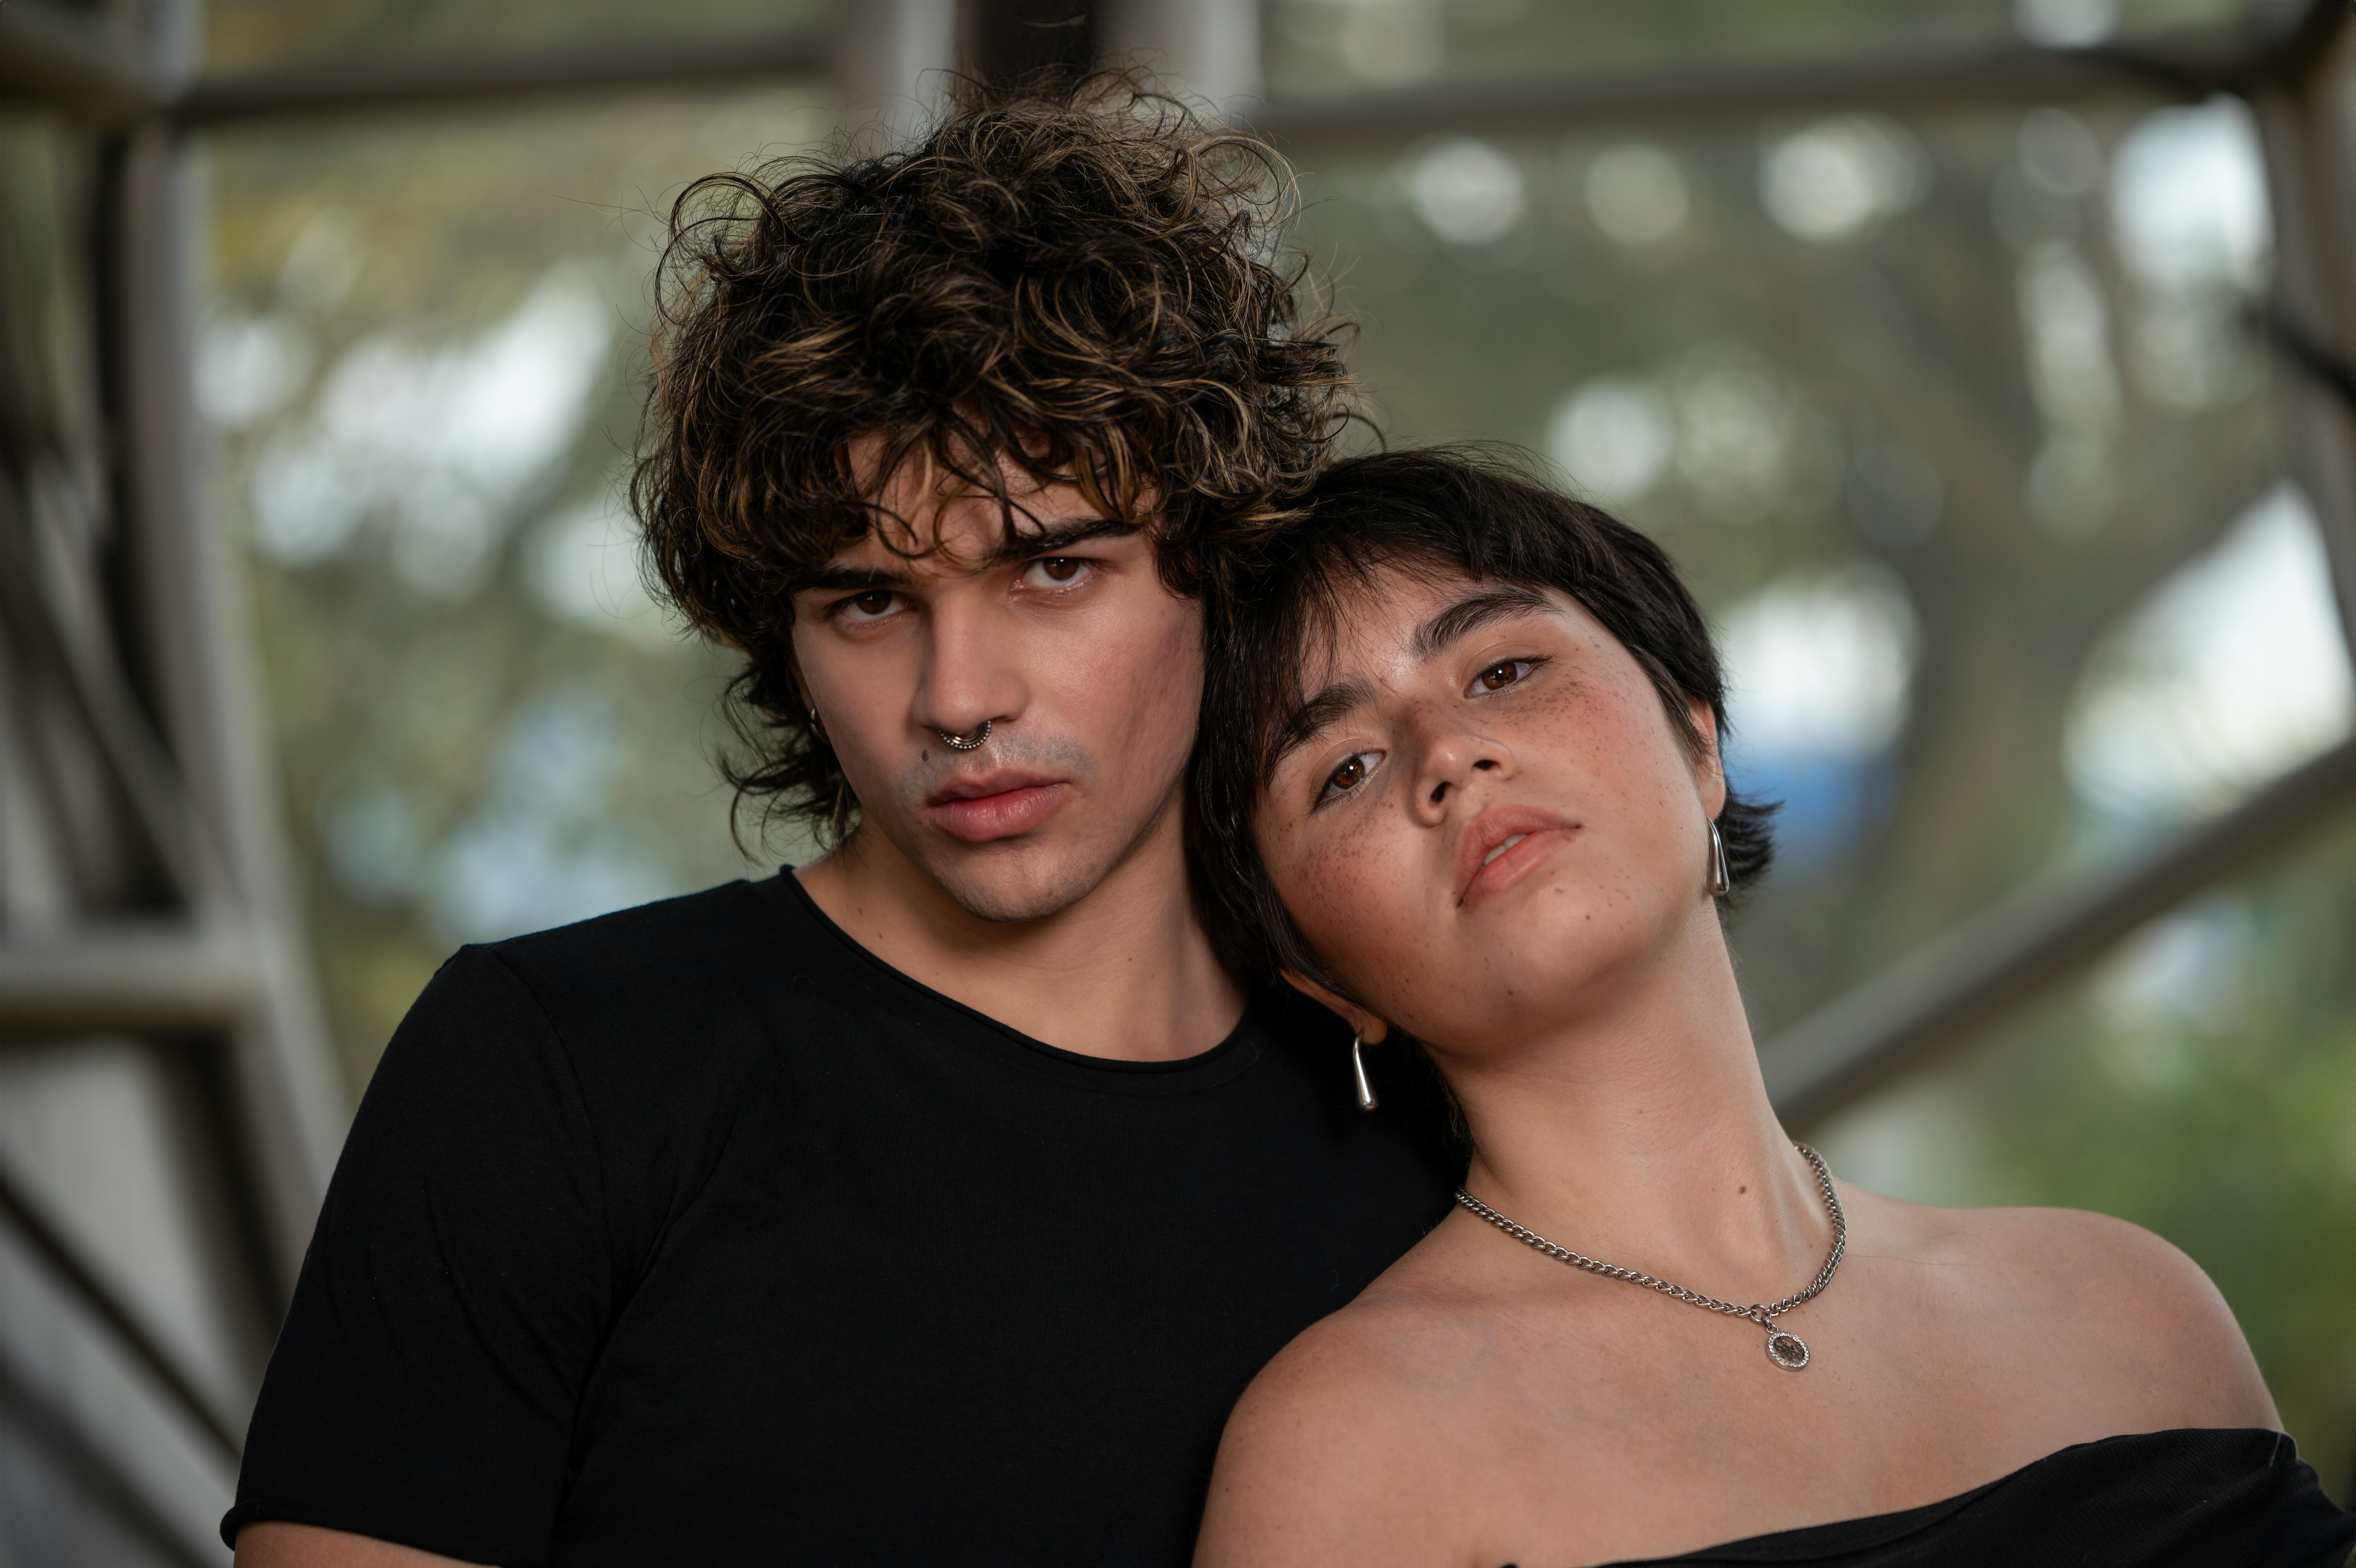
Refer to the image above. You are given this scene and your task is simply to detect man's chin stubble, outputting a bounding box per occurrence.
[928,849,1109,924]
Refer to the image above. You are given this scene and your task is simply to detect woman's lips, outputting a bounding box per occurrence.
[1454,805,1582,908]
[1459,826,1574,907]
[926,780,1071,843]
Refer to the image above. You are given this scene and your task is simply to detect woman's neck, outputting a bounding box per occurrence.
[1439,909,1829,1305]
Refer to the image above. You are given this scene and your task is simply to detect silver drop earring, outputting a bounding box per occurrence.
[1707,815,1731,898]
[1350,1035,1378,1112]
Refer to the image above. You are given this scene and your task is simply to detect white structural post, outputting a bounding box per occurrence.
[835,0,961,147]
[1099,0,1263,117]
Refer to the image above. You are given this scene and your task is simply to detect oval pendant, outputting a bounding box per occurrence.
[1765,1329,1810,1370]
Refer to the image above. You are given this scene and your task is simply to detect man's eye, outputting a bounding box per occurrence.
[839,590,898,620]
[1472,659,1535,694]
[1025,557,1089,586]
[1319,751,1382,803]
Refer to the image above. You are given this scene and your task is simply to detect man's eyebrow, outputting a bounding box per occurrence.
[790,564,921,597]
[1411,586,1553,659]
[980,514,1139,567]
[1267,678,1376,778]
[791,517,1139,595]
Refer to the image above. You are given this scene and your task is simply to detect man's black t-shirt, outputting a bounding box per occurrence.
[226,873,1456,1565]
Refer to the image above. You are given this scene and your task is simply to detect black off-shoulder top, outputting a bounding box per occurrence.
[1521,1429,2353,1567]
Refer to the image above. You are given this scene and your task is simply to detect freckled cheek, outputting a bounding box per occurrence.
[1521,679,1692,824]
[1280,827,1431,991]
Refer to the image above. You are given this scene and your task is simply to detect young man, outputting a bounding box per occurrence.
[226,80,1455,1567]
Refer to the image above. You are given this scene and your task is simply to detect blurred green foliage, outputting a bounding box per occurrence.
[1818,813,2356,1504]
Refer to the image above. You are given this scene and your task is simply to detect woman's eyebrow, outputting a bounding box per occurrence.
[1268,680,1376,776]
[1411,586,1553,659]
[1264,588,1552,777]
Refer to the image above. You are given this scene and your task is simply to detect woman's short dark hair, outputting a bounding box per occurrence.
[633,71,1351,844]
[1191,446,1776,994]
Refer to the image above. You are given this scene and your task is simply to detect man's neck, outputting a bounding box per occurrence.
[793,802,1245,1063]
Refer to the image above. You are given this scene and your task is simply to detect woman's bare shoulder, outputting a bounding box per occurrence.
[1853,1187,2278,1429]
[1194,1263,1499,1567]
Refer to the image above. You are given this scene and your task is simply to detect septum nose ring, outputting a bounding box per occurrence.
[936,719,992,751]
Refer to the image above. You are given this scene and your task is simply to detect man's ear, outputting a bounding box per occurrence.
[1281,969,1389,1045]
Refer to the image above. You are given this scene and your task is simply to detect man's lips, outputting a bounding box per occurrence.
[1454,805,1580,907]
[924,770,1072,843]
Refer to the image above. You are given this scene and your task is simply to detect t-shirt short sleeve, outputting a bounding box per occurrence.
[223,946,614,1565]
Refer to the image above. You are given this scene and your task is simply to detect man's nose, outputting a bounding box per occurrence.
[914,591,1027,741]
[1408,706,1513,821]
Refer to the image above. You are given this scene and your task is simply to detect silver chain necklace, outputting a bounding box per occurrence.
[1453,1142,1847,1371]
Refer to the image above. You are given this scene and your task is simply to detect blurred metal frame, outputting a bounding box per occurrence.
[2,0,335,1555]
[1762,735,2356,1126]
[1763,0,2356,1126]
[3,0,2356,1553]
[1254,2,2350,144]
[0,1352,223,1568]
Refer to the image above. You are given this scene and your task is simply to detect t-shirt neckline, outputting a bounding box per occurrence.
[759,869,1267,1094]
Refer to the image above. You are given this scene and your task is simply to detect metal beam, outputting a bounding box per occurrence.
[0,1154,244,1461]
[966,0,1100,89]
[0,491,234,912]
[1249,17,2337,148]
[1253,38,2224,146]
[2251,11,2356,672]
[0,1351,223,1568]
[2257,306,2356,420]
[7,2,2336,140]
[0,925,262,1037]
[1762,736,2356,1130]
[101,118,348,1296]
[171,25,833,128]
[0,4,159,127]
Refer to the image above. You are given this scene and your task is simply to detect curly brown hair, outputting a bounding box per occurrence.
[633,71,1354,845]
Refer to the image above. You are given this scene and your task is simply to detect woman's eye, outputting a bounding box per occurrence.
[1472,659,1534,694]
[839,590,899,620]
[1025,556,1089,587]
[1318,751,1382,803]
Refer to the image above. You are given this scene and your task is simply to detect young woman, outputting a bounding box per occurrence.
[1188,450,2353,1566]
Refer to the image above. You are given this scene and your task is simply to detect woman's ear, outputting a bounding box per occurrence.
[1687,694,1727,818]
[1281,969,1389,1045]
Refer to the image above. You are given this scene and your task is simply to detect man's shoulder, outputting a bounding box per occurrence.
[477,873,839,1012]
[484,875,774,975]
[414,875,821,1093]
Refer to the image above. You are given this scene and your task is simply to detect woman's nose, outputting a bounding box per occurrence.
[1409,710,1513,820]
